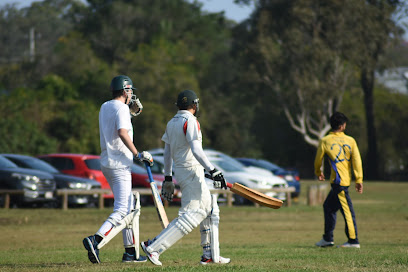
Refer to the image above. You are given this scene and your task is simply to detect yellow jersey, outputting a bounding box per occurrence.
[314,132,363,186]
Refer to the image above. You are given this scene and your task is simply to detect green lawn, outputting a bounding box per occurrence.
[0,182,407,271]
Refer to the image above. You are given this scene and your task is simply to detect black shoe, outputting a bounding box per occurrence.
[83,235,100,264]
[122,253,147,263]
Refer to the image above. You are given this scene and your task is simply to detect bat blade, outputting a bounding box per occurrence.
[227,182,283,209]
[145,163,169,228]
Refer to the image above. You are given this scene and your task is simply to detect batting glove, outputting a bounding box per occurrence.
[161,176,175,202]
[129,98,143,117]
[136,151,153,166]
[210,168,227,190]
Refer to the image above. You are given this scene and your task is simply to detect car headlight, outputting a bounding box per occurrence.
[68,182,88,189]
[12,173,39,190]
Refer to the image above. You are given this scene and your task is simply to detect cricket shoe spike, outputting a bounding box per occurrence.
[83,235,100,264]
[315,238,334,247]
[122,253,147,263]
[141,240,162,266]
[200,256,231,265]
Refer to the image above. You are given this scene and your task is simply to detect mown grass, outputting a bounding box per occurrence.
[0,181,407,271]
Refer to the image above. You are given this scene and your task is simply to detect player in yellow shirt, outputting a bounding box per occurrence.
[314,112,363,248]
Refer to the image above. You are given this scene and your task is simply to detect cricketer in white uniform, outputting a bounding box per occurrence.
[83,75,153,264]
[141,90,231,266]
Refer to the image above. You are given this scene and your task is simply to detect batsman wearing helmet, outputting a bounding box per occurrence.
[141,90,231,266]
[314,112,363,248]
[83,75,153,264]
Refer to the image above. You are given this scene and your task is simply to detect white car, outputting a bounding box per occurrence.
[206,156,288,203]
[203,149,277,178]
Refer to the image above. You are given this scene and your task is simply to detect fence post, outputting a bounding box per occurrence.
[4,194,10,209]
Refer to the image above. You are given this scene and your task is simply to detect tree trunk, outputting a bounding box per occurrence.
[361,68,379,180]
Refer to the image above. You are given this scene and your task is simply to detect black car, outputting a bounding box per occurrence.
[2,154,101,206]
[236,158,301,198]
[0,155,56,207]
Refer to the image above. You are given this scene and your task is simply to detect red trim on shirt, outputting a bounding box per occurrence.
[183,119,201,135]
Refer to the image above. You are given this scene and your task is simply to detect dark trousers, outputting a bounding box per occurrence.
[322,184,359,244]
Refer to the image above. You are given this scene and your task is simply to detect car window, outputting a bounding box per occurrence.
[210,159,244,172]
[42,157,75,170]
[131,163,146,174]
[8,157,60,174]
[0,155,18,168]
[85,158,101,170]
[134,159,164,174]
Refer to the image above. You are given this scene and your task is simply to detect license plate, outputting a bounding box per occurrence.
[45,191,53,199]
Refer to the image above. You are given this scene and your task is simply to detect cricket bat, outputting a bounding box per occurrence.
[206,173,283,208]
[227,182,283,209]
[145,162,169,228]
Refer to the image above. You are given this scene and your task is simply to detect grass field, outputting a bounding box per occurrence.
[0,181,407,272]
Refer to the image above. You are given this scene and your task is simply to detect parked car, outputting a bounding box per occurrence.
[0,155,56,207]
[236,158,301,198]
[204,149,277,179]
[38,153,114,200]
[205,155,288,204]
[2,154,101,207]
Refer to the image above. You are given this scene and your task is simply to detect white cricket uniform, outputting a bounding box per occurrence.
[98,99,135,247]
[161,110,211,215]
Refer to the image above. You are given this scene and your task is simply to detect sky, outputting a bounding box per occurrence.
[2,0,255,23]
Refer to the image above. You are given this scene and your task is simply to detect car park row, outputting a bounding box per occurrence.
[0,150,300,208]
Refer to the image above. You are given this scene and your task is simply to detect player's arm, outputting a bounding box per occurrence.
[314,140,325,181]
[118,128,138,156]
[352,140,364,193]
[161,141,175,202]
[189,140,214,172]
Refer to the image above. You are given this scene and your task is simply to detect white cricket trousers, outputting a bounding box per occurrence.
[99,166,134,247]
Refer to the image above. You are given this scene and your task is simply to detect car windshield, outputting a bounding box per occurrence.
[17,157,60,174]
[256,160,283,171]
[206,153,245,168]
[0,156,18,168]
[85,158,101,170]
[210,159,244,172]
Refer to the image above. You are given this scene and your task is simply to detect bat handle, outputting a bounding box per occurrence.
[145,162,154,183]
[226,182,233,189]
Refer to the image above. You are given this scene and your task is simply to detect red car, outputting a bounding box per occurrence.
[38,153,181,205]
[38,154,114,199]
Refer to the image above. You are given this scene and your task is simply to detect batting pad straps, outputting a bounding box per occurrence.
[96,208,140,250]
[147,209,208,254]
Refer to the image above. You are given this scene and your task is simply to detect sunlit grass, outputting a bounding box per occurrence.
[0,182,407,271]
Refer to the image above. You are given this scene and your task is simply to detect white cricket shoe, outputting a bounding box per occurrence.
[141,241,162,266]
[200,256,231,265]
[337,242,360,248]
[315,238,334,247]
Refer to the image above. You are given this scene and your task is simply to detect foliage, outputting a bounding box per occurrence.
[1,0,408,179]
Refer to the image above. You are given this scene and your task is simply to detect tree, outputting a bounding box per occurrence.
[246,0,354,148]
[339,0,404,179]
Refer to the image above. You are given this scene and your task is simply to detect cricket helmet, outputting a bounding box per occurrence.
[110,75,136,91]
[176,90,199,109]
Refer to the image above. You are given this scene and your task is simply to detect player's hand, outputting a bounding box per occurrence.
[161,176,175,202]
[129,98,143,117]
[136,151,153,166]
[210,168,227,190]
[355,183,363,194]
[318,173,325,181]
